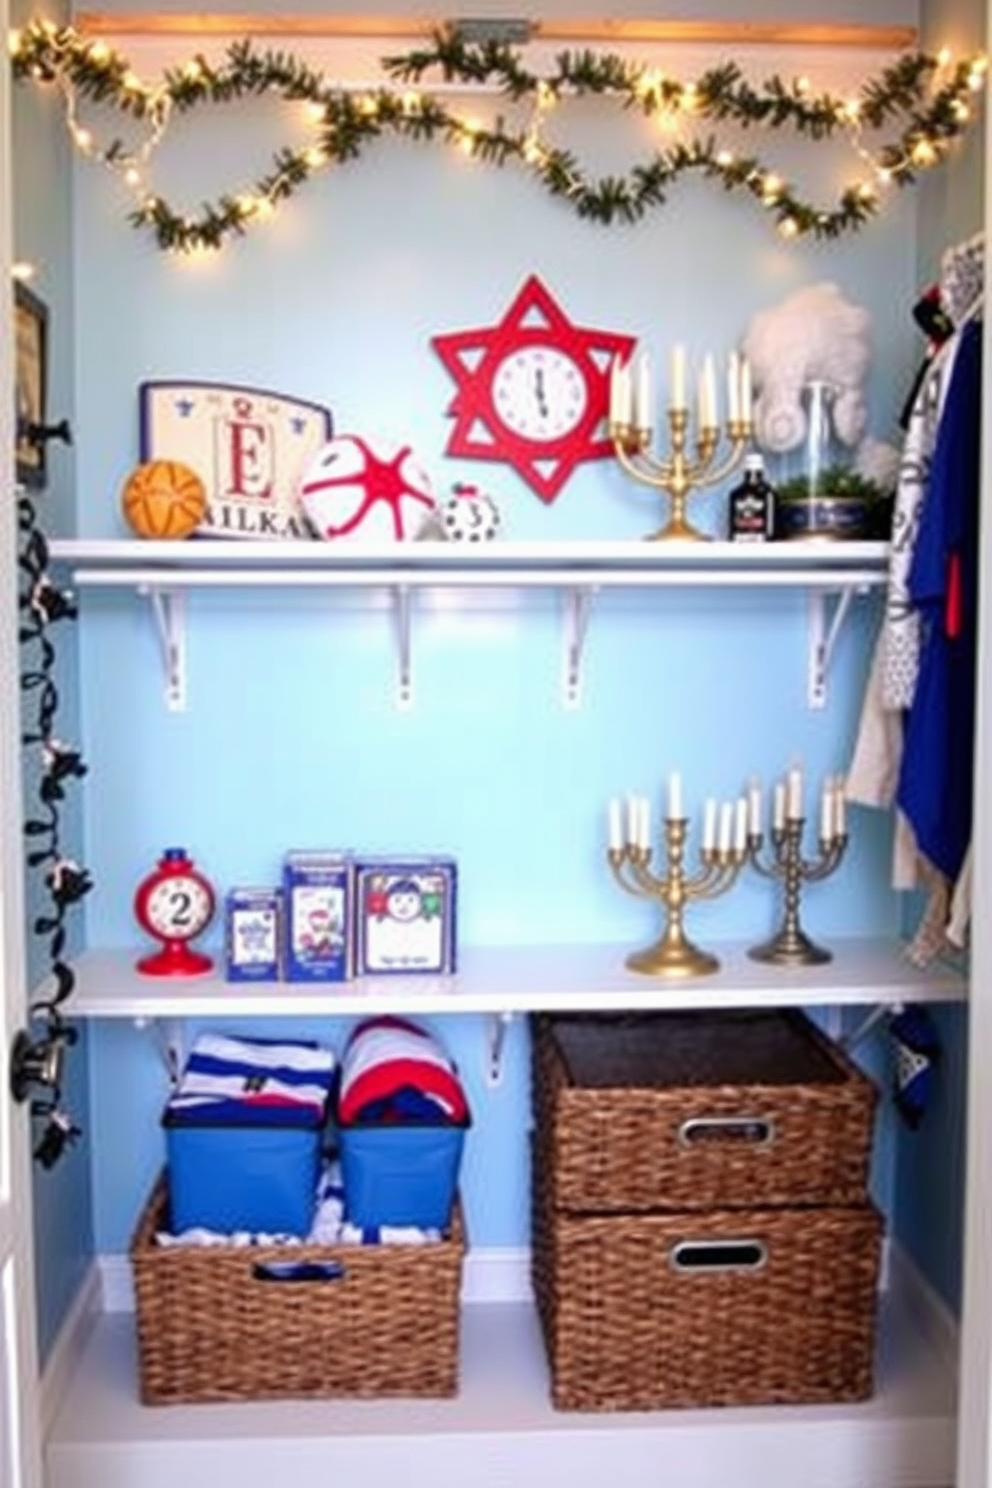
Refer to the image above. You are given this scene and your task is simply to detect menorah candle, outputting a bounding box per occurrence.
[635,353,653,432]
[748,778,762,836]
[773,783,786,831]
[728,351,741,423]
[734,798,748,850]
[787,767,804,819]
[610,356,632,426]
[609,798,623,850]
[718,802,733,854]
[819,780,833,841]
[741,357,753,423]
[700,355,717,428]
[703,798,717,850]
[668,771,683,820]
[834,777,847,835]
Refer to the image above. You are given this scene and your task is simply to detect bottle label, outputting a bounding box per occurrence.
[730,490,772,542]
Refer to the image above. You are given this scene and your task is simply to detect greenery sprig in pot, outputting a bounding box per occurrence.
[772,464,894,541]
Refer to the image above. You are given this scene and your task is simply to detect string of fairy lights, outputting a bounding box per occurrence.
[7,16,988,254]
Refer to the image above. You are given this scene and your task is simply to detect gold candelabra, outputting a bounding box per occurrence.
[608,348,754,541]
[608,816,747,978]
[747,804,849,967]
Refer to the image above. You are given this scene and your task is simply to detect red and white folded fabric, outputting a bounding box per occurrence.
[337,1015,468,1125]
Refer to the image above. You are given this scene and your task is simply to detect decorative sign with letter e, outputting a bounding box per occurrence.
[140,381,333,539]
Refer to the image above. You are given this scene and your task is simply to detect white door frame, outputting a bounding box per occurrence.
[955,4,992,1482]
[0,0,44,1476]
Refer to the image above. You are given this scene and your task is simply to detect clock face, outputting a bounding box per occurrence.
[144,876,213,941]
[492,347,588,442]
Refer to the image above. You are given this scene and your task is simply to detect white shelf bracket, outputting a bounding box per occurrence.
[132,1015,184,1088]
[392,583,414,711]
[807,587,855,710]
[141,585,187,712]
[485,1011,514,1088]
[562,585,595,709]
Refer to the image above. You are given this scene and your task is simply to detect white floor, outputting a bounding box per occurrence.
[46,1279,956,1488]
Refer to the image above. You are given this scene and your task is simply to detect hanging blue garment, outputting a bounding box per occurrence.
[897,317,983,881]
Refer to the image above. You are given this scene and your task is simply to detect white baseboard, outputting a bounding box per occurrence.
[98,1243,533,1313]
[40,1263,101,1438]
[888,1240,959,1375]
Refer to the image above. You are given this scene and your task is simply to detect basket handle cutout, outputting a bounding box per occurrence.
[670,1239,768,1273]
[677,1115,775,1148]
[252,1260,346,1284]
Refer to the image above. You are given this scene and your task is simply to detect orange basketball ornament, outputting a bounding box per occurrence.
[122,460,207,539]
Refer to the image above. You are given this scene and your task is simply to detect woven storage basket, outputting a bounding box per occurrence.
[130,1173,465,1405]
[531,1168,883,1411]
[532,1008,877,1214]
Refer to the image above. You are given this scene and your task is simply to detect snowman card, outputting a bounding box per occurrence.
[356,858,457,976]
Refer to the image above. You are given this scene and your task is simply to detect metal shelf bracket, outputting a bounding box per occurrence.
[485,1010,514,1087]
[562,585,595,708]
[807,586,858,710]
[133,1015,184,1088]
[141,586,187,712]
[392,583,414,711]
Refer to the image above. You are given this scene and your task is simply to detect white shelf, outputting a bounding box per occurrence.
[50,536,890,584]
[46,1280,956,1488]
[61,939,965,1020]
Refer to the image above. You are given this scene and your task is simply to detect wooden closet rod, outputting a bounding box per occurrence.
[74,15,919,48]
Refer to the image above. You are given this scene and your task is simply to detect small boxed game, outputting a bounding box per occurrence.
[283,852,354,982]
[355,857,457,976]
[225,888,283,982]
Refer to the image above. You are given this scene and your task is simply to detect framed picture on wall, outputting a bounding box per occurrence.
[14,281,48,488]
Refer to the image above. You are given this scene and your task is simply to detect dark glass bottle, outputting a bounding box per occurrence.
[728,454,775,542]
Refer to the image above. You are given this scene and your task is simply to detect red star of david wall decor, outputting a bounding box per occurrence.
[431,276,637,504]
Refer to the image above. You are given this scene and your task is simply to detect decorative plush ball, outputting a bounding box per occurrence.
[298,434,436,542]
[441,483,502,543]
[122,460,207,540]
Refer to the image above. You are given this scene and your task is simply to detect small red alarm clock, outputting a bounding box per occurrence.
[134,848,216,977]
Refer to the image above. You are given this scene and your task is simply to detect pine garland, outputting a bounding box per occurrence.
[9,17,987,253]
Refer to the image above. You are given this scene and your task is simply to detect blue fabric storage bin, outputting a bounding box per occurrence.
[165,1120,326,1236]
[163,1033,335,1236]
[338,1122,467,1229]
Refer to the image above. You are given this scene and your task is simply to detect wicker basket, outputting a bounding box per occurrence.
[130,1173,465,1405]
[532,1169,883,1411]
[532,1009,877,1214]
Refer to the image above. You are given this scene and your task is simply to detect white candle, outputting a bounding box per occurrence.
[703,797,717,850]
[718,802,733,854]
[609,798,623,851]
[819,779,834,842]
[668,770,683,820]
[634,352,653,432]
[701,354,717,429]
[727,350,741,424]
[626,793,638,846]
[786,767,803,820]
[740,356,753,423]
[638,796,651,850]
[734,797,748,851]
[747,778,762,837]
[834,776,847,836]
[671,343,686,410]
[773,782,786,832]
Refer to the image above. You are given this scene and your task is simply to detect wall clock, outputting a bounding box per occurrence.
[134,847,216,977]
[431,275,637,504]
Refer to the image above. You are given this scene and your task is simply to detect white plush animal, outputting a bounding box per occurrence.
[742,282,873,454]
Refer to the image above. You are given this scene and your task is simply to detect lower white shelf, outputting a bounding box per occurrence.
[46,1265,956,1488]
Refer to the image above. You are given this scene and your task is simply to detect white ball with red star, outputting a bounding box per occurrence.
[299,434,436,542]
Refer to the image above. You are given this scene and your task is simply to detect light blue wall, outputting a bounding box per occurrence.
[12,0,95,1362]
[63,22,943,1253]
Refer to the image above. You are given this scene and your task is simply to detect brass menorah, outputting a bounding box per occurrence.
[609,348,753,541]
[747,776,849,966]
[608,795,748,978]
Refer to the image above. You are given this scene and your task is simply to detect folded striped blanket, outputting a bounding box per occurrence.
[166,1032,336,1128]
[338,1015,468,1126]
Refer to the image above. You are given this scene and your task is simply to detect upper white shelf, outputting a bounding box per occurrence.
[61,938,963,1020]
[50,537,889,588]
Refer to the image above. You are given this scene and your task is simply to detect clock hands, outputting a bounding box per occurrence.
[534,367,548,420]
